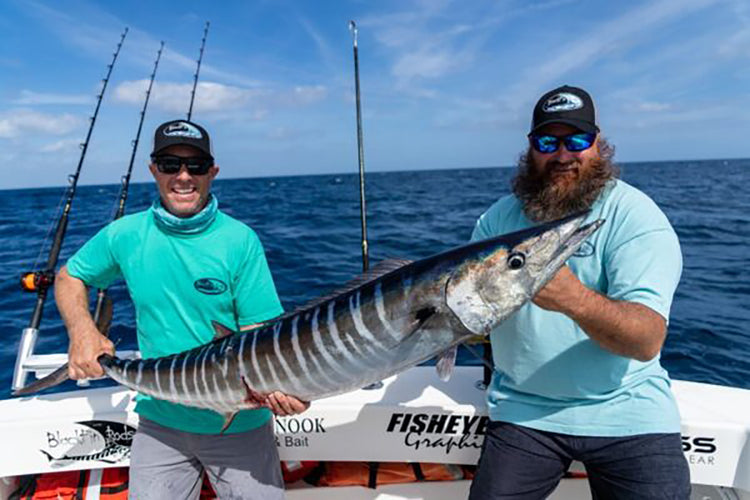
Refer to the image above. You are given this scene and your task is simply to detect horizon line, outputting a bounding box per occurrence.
[2,157,747,193]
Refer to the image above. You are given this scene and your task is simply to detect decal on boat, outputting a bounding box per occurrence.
[682,435,718,466]
[386,413,489,455]
[40,420,135,465]
[275,416,327,448]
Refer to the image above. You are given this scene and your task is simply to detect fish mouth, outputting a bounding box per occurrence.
[548,218,604,271]
[523,214,604,296]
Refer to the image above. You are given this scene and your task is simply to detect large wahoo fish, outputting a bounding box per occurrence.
[18,212,602,431]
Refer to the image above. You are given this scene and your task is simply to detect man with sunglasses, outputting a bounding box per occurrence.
[54,120,307,499]
[468,86,690,499]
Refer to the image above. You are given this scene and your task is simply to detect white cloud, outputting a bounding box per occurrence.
[626,102,741,129]
[41,138,82,152]
[266,127,295,140]
[112,79,151,103]
[361,0,503,90]
[636,101,671,112]
[288,86,328,106]
[114,80,328,117]
[23,1,262,89]
[392,49,457,81]
[717,0,750,58]
[298,17,340,76]
[115,80,257,114]
[13,90,92,106]
[0,109,82,139]
[506,0,721,112]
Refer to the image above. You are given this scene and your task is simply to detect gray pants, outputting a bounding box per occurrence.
[129,417,284,500]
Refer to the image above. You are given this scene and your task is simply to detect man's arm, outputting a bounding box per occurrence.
[240,323,310,416]
[533,266,666,362]
[55,265,115,379]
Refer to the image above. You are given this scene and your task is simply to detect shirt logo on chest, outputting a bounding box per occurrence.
[194,278,228,295]
[572,241,595,258]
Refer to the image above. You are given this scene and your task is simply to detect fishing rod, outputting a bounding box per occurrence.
[14,42,166,397]
[187,21,210,121]
[346,23,492,386]
[349,21,383,393]
[349,20,370,273]
[92,41,165,324]
[13,28,128,392]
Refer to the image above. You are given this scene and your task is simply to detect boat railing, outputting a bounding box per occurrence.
[11,326,140,392]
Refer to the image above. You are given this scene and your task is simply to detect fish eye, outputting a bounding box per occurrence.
[507,252,526,270]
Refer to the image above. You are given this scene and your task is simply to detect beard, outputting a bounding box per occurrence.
[511,137,619,223]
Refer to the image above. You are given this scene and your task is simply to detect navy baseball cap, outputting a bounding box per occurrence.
[530,85,599,135]
[151,120,214,159]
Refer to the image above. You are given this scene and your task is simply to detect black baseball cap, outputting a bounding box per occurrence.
[151,120,214,159]
[530,85,599,135]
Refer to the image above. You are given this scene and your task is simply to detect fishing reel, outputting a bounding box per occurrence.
[20,271,55,293]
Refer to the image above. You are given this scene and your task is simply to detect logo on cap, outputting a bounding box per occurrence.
[543,93,583,113]
[164,122,203,139]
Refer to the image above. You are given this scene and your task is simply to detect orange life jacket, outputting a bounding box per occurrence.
[14,467,129,500]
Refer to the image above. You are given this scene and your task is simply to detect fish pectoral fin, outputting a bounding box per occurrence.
[435,346,457,382]
[220,412,239,434]
[212,321,237,340]
[240,376,268,410]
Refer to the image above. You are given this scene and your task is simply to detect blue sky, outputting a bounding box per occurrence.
[0,0,748,189]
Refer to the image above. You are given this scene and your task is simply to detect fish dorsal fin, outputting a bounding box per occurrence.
[435,346,457,382]
[280,258,413,317]
[212,321,237,340]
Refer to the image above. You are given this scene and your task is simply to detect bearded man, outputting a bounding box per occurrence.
[468,86,690,499]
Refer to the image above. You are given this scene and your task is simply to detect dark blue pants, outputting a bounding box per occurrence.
[469,421,690,499]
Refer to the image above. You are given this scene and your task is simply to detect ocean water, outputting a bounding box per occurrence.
[0,161,748,399]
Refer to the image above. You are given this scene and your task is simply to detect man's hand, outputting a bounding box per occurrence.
[68,327,115,380]
[55,265,115,380]
[264,392,310,416]
[531,265,666,362]
[532,265,588,315]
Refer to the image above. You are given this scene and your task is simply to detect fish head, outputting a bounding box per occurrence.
[445,211,603,335]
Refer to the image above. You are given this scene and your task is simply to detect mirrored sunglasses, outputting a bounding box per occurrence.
[529,132,596,154]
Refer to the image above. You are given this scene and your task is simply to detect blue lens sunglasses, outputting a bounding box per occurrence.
[529,132,596,154]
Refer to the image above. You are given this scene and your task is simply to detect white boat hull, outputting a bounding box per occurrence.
[1,367,749,498]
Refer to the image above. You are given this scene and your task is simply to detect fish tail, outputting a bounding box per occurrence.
[12,363,71,396]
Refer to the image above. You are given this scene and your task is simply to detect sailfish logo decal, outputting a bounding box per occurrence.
[40,420,136,465]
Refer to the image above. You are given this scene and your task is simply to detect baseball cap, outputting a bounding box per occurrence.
[530,85,599,135]
[151,120,214,159]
